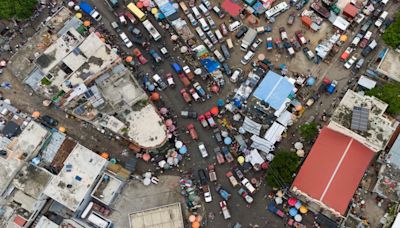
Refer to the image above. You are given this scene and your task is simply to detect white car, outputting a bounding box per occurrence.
[344,55,357,69]
[119,32,133,48]
[198,142,208,158]
[241,178,256,194]
[240,51,255,65]
[204,191,212,202]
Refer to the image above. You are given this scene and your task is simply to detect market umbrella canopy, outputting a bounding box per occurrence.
[151,8,158,14]
[306,77,316,86]
[289,207,298,217]
[151,92,160,101]
[147,84,155,92]
[68,1,75,7]
[192,221,200,228]
[275,197,283,204]
[137,1,144,8]
[159,107,168,115]
[180,46,188,53]
[101,152,109,159]
[217,98,224,107]
[238,127,246,134]
[299,206,308,214]
[74,5,80,11]
[194,68,202,75]
[196,215,202,222]
[276,190,284,198]
[294,214,302,222]
[125,56,133,62]
[32,111,40,118]
[142,153,151,161]
[233,113,241,121]
[58,126,66,133]
[288,198,297,206]
[211,85,219,93]
[143,178,151,185]
[158,160,166,168]
[237,156,245,165]
[179,145,187,154]
[295,201,302,209]
[224,137,232,145]
[168,125,176,132]
[189,215,196,222]
[266,153,275,161]
[165,119,173,126]
[258,53,265,61]
[83,21,91,27]
[294,142,303,150]
[75,13,82,18]
[175,141,183,149]
[296,149,305,157]
[210,106,219,116]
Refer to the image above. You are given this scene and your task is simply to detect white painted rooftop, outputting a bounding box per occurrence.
[129,203,184,228]
[44,144,107,211]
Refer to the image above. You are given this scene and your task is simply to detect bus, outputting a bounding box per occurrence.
[265,2,289,19]
[127,3,146,21]
[142,19,161,41]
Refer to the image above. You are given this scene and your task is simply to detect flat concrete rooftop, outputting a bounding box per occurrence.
[376,49,400,82]
[129,203,184,228]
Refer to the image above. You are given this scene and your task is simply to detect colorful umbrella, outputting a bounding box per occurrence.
[165,119,173,126]
[151,8,158,14]
[210,106,219,116]
[299,206,308,214]
[189,215,196,222]
[58,126,66,133]
[32,111,40,118]
[151,92,160,101]
[294,142,303,150]
[289,207,298,217]
[192,221,200,228]
[75,12,82,18]
[74,5,80,11]
[233,98,241,108]
[147,84,155,92]
[159,107,168,115]
[295,201,302,209]
[137,1,144,8]
[237,156,245,165]
[275,197,283,204]
[258,53,265,61]
[296,149,305,157]
[125,56,133,62]
[211,85,219,93]
[101,152,109,159]
[175,141,183,149]
[83,20,91,27]
[143,0,150,7]
[179,145,187,154]
[224,137,232,145]
[217,98,224,107]
[168,125,176,132]
[294,214,302,222]
[261,162,269,169]
[142,153,151,161]
[196,215,202,222]
[288,198,297,206]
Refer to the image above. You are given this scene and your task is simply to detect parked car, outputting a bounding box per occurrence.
[183,65,195,80]
[187,123,198,140]
[290,37,301,51]
[207,30,218,44]
[288,12,295,25]
[133,48,147,64]
[235,27,248,39]
[238,188,254,204]
[149,49,162,63]
[213,128,223,142]
[219,23,228,36]
[266,37,273,50]
[152,74,167,90]
[198,142,209,158]
[193,82,206,97]
[213,5,225,18]
[340,47,354,61]
[222,63,232,76]
[361,39,377,57]
[222,146,234,163]
[207,164,217,182]
[351,33,363,47]
[181,110,197,119]
[203,185,212,203]
[250,38,263,52]
[359,31,372,48]
[241,50,255,65]
[201,0,212,9]
[226,171,239,187]
[219,201,231,220]
[241,178,256,194]
[230,68,243,83]
[198,169,208,185]
[279,27,288,40]
[206,15,216,29]
[198,115,208,128]
[344,55,357,69]
[275,37,284,50]
[233,166,244,179]
[295,30,307,45]
[119,32,133,48]
[214,146,225,164]
[189,88,200,101]
[215,184,231,201]
[360,19,373,34]
[355,58,365,70]
[180,88,192,103]
[165,73,175,87]
[178,73,190,87]
[40,115,58,128]
[124,12,136,24]
[187,13,197,26]
[379,18,393,33]
[303,47,315,60]
[204,111,216,127]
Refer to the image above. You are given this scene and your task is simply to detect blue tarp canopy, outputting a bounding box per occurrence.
[200,58,220,73]
[159,3,176,18]
[253,71,294,110]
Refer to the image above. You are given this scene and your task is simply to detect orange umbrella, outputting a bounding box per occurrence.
[83,20,90,27]
[32,111,40,118]
[151,92,160,101]
[192,221,200,228]
[58,126,66,133]
[143,153,151,161]
[210,106,219,116]
[125,56,133,62]
[101,152,109,159]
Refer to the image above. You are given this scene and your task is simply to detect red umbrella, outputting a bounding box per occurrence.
[165,119,173,126]
[142,153,151,161]
[288,198,297,206]
[137,1,144,8]
[261,162,269,170]
[211,85,219,93]
[151,92,160,101]
[210,106,219,116]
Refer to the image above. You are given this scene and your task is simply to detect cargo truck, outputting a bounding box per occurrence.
[79,2,102,21]
[240,28,257,52]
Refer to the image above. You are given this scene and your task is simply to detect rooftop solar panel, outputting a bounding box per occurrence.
[351,106,369,132]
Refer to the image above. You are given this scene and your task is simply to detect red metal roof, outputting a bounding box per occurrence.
[221,0,242,17]
[14,215,27,227]
[343,3,358,18]
[291,127,374,215]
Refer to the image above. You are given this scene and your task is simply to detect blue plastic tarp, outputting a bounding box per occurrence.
[253,71,294,110]
[200,58,220,73]
[159,3,176,17]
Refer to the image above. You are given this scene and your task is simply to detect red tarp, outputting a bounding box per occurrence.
[221,0,242,17]
[301,16,312,28]
[343,3,359,18]
[291,127,374,215]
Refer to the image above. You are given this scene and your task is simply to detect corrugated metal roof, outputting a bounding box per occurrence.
[387,135,400,168]
[42,132,66,164]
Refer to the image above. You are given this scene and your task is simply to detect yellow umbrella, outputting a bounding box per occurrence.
[75,12,82,19]
[32,111,40,118]
[151,8,158,15]
[340,34,348,42]
[299,205,308,214]
[237,156,245,165]
[58,126,66,133]
[83,20,91,27]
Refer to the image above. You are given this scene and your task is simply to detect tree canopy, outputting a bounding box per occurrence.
[383,12,400,48]
[366,82,400,115]
[266,150,300,189]
[299,121,318,141]
[0,0,38,20]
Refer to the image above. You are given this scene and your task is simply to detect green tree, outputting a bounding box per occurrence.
[366,82,400,115]
[299,121,318,141]
[266,150,300,188]
[383,12,400,48]
[0,0,38,20]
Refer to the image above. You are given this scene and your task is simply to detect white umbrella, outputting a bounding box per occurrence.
[171,35,178,41]
[296,149,305,157]
[74,5,80,11]
[266,153,275,161]
[143,172,152,178]
[238,127,246,134]
[275,197,283,205]
[294,214,302,222]
[175,141,183,149]
[233,113,241,121]
[180,46,188,53]
[194,68,202,75]
[221,131,229,138]
[167,157,174,165]
[158,160,166,168]
[68,1,75,7]
[143,178,151,186]
[294,142,303,150]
